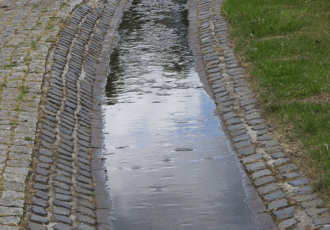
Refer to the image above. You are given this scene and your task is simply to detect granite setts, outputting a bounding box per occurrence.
[24,0,122,229]
[0,0,327,228]
[188,0,330,229]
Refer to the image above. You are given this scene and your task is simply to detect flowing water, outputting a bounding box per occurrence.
[102,0,259,229]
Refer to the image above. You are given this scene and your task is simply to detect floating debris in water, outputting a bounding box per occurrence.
[175,147,194,151]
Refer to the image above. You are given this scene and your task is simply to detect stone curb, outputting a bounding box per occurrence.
[188,0,330,229]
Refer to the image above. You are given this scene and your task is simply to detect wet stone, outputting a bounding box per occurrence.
[35,190,49,200]
[268,198,288,210]
[245,113,260,120]
[57,163,73,174]
[35,176,49,184]
[247,119,265,125]
[263,190,286,202]
[78,200,95,210]
[78,152,90,160]
[54,207,71,216]
[55,194,73,202]
[223,112,238,120]
[41,134,53,143]
[32,205,47,216]
[57,169,71,177]
[293,185,313,195]
[234,86,249,92]
[33,198,48,208]
[78,205,95,217]
[55,188,71,195]
[233,134,250,143]
[78,170,91,178]
[283,173,300,179]
[54,223,72,230]
[228,124,244,131]
[54,175,73,186]
[77,225,95,230]
[30,214,49,224]
[77,215,95,225]
[288,178,309,187]
[77,183,93,192]
[77,175,92,184]
[240,99,256,106]
[305,208,328,217]
[278,164,298,174]
[242,154,262,163]
[33,184,49,192]
[271,152,286,159]
[257,183,279,195]
[254,176,276,186]
[244,104,255,111]
[301,199,322,208]
[257,135,274,141]
[238,146,255,155]
[227,118,242,125]
[54,181,71,191]
[278,218,297,229]
[313,217,330,226]
[39,156,53,164]
[28,222,46,230]
[252,169,271,179]
[274,158,290,166]
[41,130,56,139]
[215,91,229,98]
[217,96,234,104]
[212,81,226,89]
[294,194,318,203]
[257,129,268,136]
[246,162,265,172]
[264,140,278,148]
[54,199,72,209]
[230,129,247,137]
[54,214,73,225]
[273,206,295,220]
[219,101,234,108]
[235,140,251,149]
[35,168,49,176]
[40,148,53,157]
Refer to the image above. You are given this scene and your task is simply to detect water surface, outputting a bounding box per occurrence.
[102,0,258,229]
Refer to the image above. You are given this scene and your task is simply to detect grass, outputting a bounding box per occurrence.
[222,0,330,198]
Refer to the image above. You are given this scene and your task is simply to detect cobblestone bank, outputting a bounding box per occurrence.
[0,0,87,229]
[19,0,124,229]
[189,0,330,229]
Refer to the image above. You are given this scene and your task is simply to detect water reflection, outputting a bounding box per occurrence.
[103,0,258,229]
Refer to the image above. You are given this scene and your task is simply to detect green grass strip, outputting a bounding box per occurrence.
[222,0,330,196]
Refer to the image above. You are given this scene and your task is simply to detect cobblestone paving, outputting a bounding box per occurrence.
[0,0,124,229]
[0,0,85,229]
[1,0,329,229]
[23,0,124,229]
[189,0,330,229]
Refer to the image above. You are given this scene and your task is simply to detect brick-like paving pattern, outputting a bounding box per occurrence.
[24,0,122,229]
[0,0,328,229]
[189,0,330,229]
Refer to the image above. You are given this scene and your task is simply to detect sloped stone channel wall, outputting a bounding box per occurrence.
[23,0,129,229]
[188,0,330,229]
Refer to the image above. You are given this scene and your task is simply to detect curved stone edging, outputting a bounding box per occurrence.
[188,0,330,229]
[24,0,129,229]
